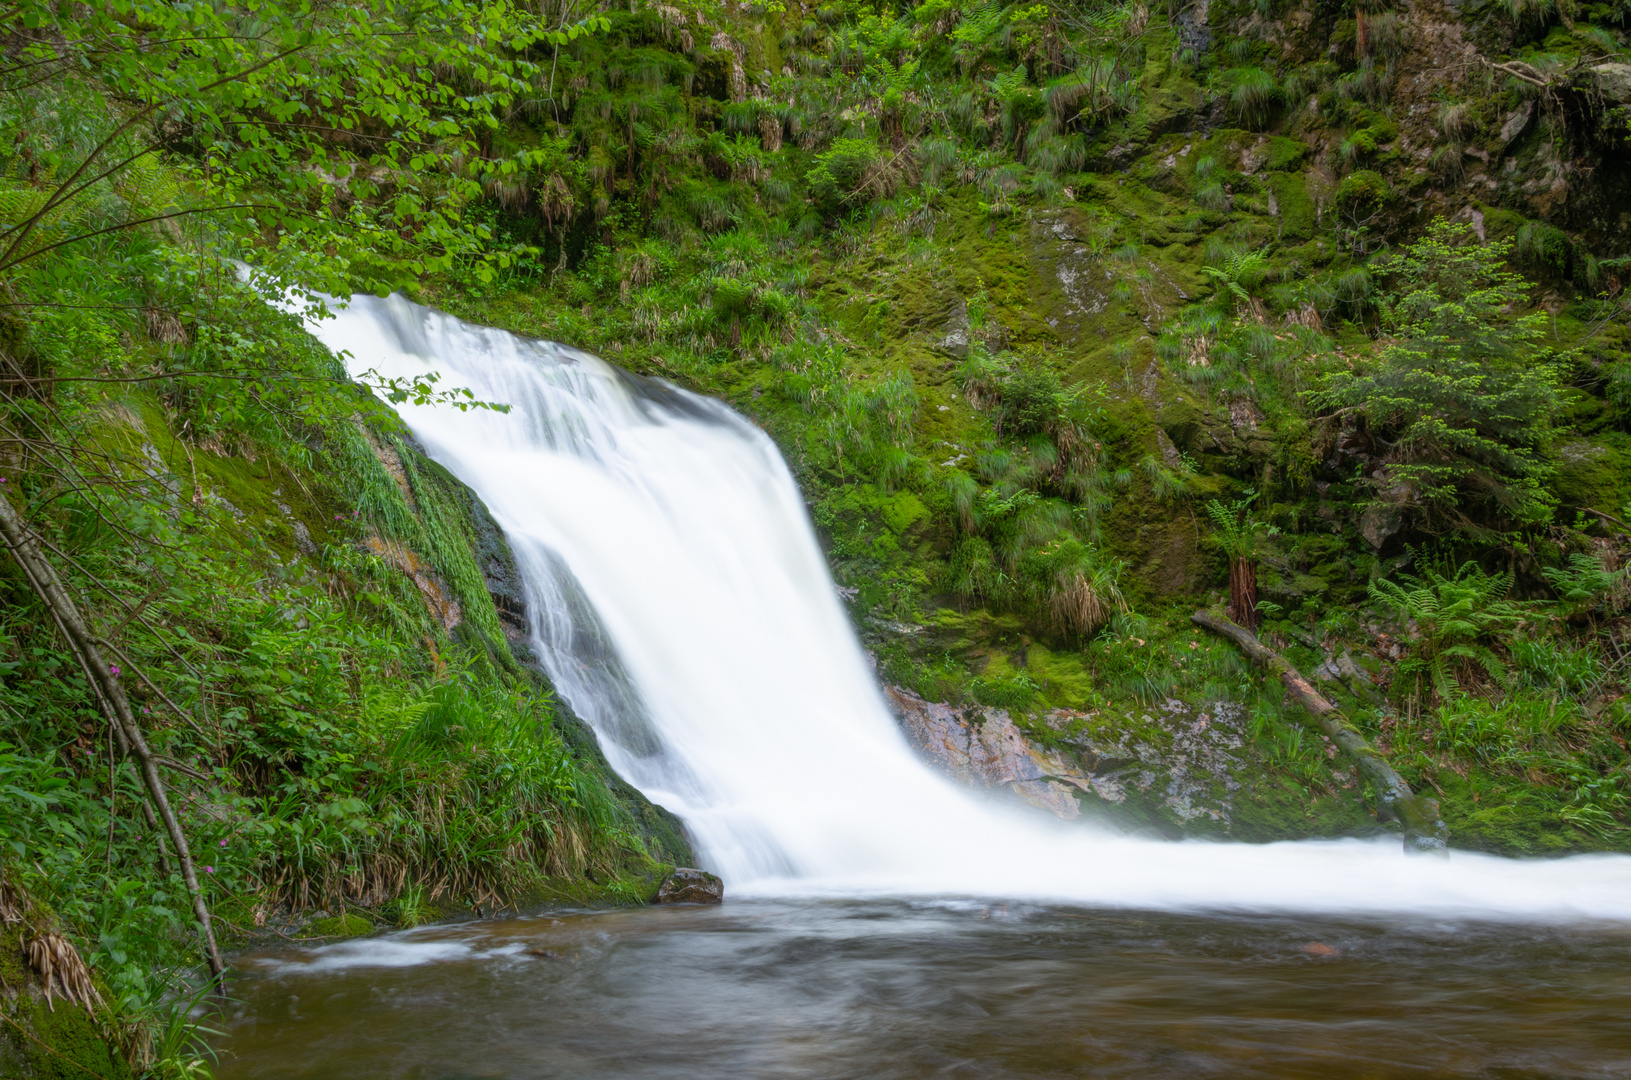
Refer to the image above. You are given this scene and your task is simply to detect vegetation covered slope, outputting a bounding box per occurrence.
[418,0,1631,856]
[1,0,1630,1073]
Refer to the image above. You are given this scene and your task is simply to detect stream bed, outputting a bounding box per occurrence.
[214,897,1631,1079]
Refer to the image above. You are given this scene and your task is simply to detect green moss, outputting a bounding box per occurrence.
[1225,775,1381,843]
[1024,642,1098,710]
[1267,171,1316,240]
[881,490,929,534]
[1433,774,1627,857]
[1553,433,1631,516]
[1262,136,1307,171]
[0,930,132,1080]
[306,913,374,938]
[530,853,675,907]
[1335,169,1393,208]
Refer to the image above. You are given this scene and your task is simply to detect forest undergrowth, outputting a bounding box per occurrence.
[3,0,1631,1073]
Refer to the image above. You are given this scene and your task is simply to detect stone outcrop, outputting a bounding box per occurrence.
[885,686,1250,829]
[886,687,1102,819]
[656,868,723,904]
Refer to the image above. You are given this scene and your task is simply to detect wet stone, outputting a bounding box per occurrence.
[656,868,724,905]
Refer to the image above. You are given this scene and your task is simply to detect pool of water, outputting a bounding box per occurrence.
[213,898,1631,1079]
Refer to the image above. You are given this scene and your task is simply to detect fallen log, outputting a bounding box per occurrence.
[1192,609,1448,854]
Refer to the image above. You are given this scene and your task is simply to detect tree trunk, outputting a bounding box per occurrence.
[1191,609,1448,855]
[1227,556,1258,631]
[0,489,225,984]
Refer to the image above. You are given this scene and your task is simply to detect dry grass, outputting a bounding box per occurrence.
[26,932,105,1014]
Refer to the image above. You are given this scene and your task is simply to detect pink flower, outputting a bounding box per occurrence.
[220,840,228,847]
[109,665,121,677]
[204,866,215,874]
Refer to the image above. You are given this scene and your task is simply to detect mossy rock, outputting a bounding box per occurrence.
[1553,434,1631,517]
[1267,172,1316,240]
[1335,169,1393,208]
[306,913,374,938]
[1262,136,1307,172]
[0,928,133,1080]
[529,855,675,908]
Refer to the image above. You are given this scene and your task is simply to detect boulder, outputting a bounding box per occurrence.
[1588,63,1631,105]
[886,686,1096,819]
[656,868,723,905]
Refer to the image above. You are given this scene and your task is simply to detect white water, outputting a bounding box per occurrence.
[301,292,1631,922]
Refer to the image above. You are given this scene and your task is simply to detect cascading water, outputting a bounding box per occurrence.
[302,293,1631,921]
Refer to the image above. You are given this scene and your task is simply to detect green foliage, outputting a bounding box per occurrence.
[996,367,1068,437]
[1369,560,1521,704]
[807,138,886,215]
[1204,491,1278,561]
[1201,251,1270,313]
[1510,636,1604,697]
[969,669,1039,710]
[1543,554,1630,617]
[1318,221,1562,537]
[1,0,594,294]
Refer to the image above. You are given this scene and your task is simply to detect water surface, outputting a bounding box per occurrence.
[216,898,1631,1079]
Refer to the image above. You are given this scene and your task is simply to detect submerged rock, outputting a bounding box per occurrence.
[656,868,723,905]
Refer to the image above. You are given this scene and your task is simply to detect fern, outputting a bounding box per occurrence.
[1369,561,1521,703]
[1542,554,1629,617]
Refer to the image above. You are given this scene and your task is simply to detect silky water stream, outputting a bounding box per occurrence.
[215,294,1631,1078]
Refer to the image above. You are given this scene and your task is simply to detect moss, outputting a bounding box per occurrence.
[306,912,374,938]
[0,929,132,1080]
[1552,433,1631,517]
[1267,171,1316,239]
[1335,169,1393,208]
[1225,775,1382,843]
[1433,774,1628,857]
[880,491,929,534]
[529,852,675,907]
[1262,136,1307,171]
[1024,642,1098,711]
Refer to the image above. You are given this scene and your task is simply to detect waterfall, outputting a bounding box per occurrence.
[302,293,1631,921]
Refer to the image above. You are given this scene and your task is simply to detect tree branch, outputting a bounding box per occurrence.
[0,490,224,985]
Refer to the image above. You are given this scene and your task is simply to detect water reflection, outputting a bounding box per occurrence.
[216,898,1631,1079]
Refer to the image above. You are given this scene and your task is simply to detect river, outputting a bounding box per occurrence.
[217,897,1631,1079]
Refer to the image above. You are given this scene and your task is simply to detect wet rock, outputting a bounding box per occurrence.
[1174,0,1210,58]
[656,868,723,904]
[524,948,567,960]
[886,687,1248,828]
[1496,101,1533,154]
[886,687,1102,819]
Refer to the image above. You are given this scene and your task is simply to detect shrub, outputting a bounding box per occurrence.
[806,138,884,214]
[997,367,1066,438]
[1317,221,1560,535]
